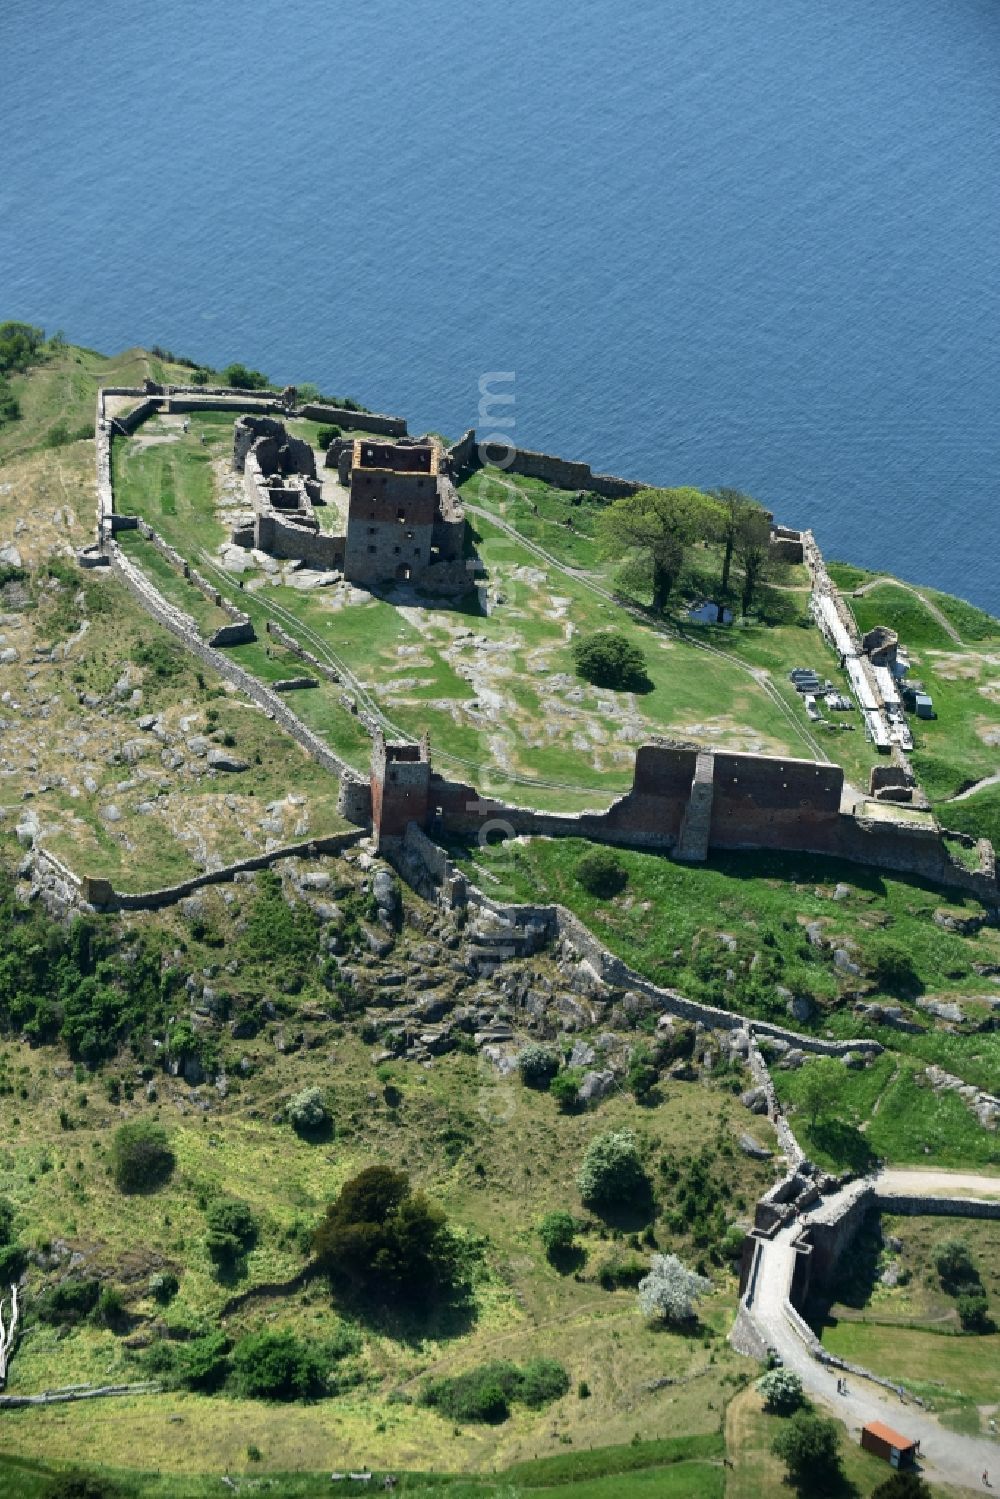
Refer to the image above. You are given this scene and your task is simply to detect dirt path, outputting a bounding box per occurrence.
[747,1168,1000,1492]
[850,576,962,645]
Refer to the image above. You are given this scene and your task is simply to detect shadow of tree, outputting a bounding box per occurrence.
[806,1120,877,1175]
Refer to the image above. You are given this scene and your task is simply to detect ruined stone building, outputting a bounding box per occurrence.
[231,418,467,590]
[340,439,465,587]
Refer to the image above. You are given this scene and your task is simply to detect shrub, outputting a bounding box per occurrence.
[313,1165,461,1305]
[957,1291,993,1332]
[46,1475,123,1499]
[933,1238,976,1292]
[110,1120,175,1194]
[771,1410,842,1490]
[0,1196,15,1246]
[316,425,342,449]
[572,631,649,691]
[287,1086,330,1135]
[149,1271,179,1305]
[191,369,210,386]
[577,1129,649,1208]
[174,1330,230,1391]
[867,937,920,996]
[0,1243,28,1282]
[756,1366,805,1414]
[222,363,269,390]
[37,1278,100,1325]
[575,847,628,898]
[549,1069,582,1112]
[518,1044,559,1087]
[94,1285,126,1328]
[637,1253,711,1325]
[229,1329,327,1401]
[870,1474,933,1499]
[537,1210,576,1263]
[420,1357,568,1424]
[205,1198,259,1268]
[719,1224,747,1261]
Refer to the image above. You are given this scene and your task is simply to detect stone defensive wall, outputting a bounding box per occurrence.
[446,426,648,497]
[394,823,884,1061]
[298,402,406,436]
[74,829,366,912]
[377,739,997,900]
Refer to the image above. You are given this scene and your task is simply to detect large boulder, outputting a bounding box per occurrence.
[578,1069,615,1104]
[207,749,249,772]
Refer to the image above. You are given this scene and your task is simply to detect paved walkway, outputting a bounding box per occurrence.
[747,1169,1000,1492]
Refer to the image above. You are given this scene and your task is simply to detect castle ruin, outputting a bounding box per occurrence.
[231,417,467,591]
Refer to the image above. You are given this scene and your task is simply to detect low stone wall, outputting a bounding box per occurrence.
[107,830,365,911]
[265,620,341,683]
[108,548,362,802]
[133,521,256,646]
[298,402,406,437]
[876,1193,1000,1220]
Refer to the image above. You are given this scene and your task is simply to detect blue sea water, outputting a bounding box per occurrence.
[2,0,998,609]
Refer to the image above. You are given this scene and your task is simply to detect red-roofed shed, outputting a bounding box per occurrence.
[861,1421,917,1468]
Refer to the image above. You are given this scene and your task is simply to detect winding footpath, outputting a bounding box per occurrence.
[850,576,962,645]
[746,1168,1000,1492]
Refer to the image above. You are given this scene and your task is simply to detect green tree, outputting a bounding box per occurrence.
[770,1410,842,1491]
[174,1330,231,1391]
[575,847,628,898]
[933,1238,976,1291]
[870,1473,933,1499]
[733,501,774,615]
[577,1129,649,1209]
[571,631,649,691]
[312,1165,460,1304]
[229,1329,326,1400]
[110,1120,174,1194]
[597,486,722,614]
[287,1086,330,1135]
[712,487,760,594]
[868,937,920,996]
[798,1059,842,1128]
[637,1253,711,1325]
[537,1210,576,1263]
[222,362,269,390]
[205,1198,259,1269]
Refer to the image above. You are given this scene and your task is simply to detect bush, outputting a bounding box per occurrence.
[191,369,210,386]
[110,1120,175,1194]
[771,1410,842,1490]
[0,1196,15,1246]
[229,1329,327,1401]
[46,1475,123,1499]
[756,1366,805,1414]
[572,631,650,691]
[316,425,342,449]
[870,1474,933,1499]
[313,1165,461,1305]
[957,1291,993,1332]
[518,1044,559,1087]
[933,1238,976,1292]
[420,1357,568,1424]
[577,1129,649,1208]
[205,1198,259,1268]
[287,1086,330,1135]
[37,1278,100,1325]
[149,1271,179,1305]
[174,1330,230,1391]
[867,937,920,996]
[222,363,269,390]
[0,1243,28,1282]
[537,1211,576,1263]
[575,847,628,899]
[549,1069,582,1112]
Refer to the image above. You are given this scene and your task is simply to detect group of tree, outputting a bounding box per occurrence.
[595,484,776,617]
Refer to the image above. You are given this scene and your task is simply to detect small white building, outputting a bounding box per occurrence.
[687,600,733,626]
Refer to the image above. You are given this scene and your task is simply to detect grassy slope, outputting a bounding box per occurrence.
[814,1213,1000,1438]
[457,837,1000,1172]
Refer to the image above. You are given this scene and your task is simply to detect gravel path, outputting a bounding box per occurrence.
[748,1169,1000,1491]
